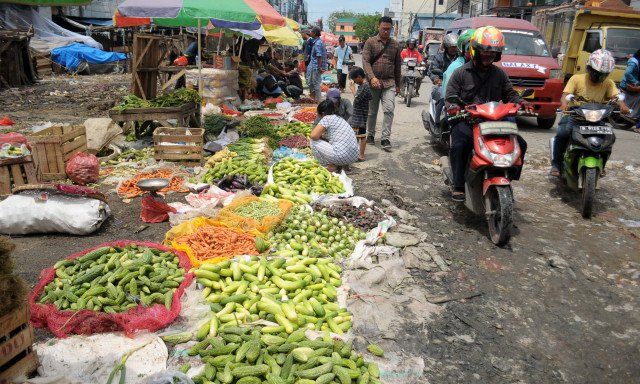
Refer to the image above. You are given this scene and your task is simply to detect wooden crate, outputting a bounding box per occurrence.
[153,127,204,166]
[0,157,38,197]
[109,102,201,139]
[0,305,37,383]
[28,125,87,181]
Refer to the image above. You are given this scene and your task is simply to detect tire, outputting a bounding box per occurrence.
[537,117,556,130]
[487,185,513,246]
[608,114,635,130]
[406,83,413,107]
[581,167,597,219]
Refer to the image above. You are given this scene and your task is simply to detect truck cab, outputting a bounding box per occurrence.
[448,17,563,129]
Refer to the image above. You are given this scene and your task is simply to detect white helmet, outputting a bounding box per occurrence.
[587,49,615,82]
[443,33,458,49]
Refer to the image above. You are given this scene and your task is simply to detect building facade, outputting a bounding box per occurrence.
[268,0,308,24]
[393,0,452,40]
[335,17,359,45]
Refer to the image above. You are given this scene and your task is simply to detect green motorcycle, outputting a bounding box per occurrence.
[553,96,617,218]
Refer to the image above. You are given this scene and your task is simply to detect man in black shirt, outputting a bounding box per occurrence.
[445,26,532,201]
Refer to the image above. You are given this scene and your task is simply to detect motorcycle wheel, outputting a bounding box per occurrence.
[487,185,513,246]
[581,168,597,219]
[608,114,635,130]
[406,84,413,107]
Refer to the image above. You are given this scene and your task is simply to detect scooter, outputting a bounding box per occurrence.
[422,68,448,147]
[551,94,618,218]
[441,91,536,246]
[402,58,419,107]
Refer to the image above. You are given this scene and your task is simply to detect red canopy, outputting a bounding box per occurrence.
[113,10,150,27]
[244,0,285,27]
[321,32,339,46]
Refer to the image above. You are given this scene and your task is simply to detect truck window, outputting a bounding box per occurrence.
[583,31,601,53]
[606,28,640,65]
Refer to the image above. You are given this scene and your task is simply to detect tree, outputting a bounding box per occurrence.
[354,14,381,43]
[328,11,359,33]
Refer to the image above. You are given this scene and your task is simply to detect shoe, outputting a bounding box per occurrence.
[381,139,391,151]
[366,136,375,144]
[451,191,466,202]
[549,166,560,177]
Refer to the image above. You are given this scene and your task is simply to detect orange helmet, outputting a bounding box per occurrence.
[470,26,505,62]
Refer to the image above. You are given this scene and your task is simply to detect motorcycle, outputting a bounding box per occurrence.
[422,68,448,147]
[551,94,618,218]
[440,90,536,246]
[402,58,421,107]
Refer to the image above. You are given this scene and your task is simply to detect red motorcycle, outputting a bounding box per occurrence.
[441,93,536,246]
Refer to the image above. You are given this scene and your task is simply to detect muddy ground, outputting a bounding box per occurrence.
[2,71,639,383]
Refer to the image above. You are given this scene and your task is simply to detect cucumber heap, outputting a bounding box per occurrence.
[38,244,185,313]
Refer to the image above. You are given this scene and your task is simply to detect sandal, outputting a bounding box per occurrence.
[549,167,560,177]
[357,157,365,162]
[451,191,466,202]
[633,128,640,134]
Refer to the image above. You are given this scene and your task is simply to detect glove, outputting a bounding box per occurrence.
[521,100,534,114]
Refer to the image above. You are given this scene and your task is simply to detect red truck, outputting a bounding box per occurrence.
[447,17,563,129]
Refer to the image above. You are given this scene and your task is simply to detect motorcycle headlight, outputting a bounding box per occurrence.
[549,69,563,79]
[477,136,521,168]
[582,109,606,122]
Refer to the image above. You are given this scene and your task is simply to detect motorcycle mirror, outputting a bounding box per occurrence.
[521,88,534,98]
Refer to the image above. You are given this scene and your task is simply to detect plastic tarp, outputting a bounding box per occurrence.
[0,4,102,53]
[51,42,127,70]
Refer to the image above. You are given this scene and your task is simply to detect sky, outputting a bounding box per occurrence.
[306,0,388,29]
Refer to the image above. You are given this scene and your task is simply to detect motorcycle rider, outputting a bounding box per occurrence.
[429,33,458,100]
[549,49,630,177]
[445,26,533,202]
[400,38,424,96]
[442,29,476,97]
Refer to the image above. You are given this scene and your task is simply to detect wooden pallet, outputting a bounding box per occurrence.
[153,127,204,166]
[0,156,38,197]
[28,125,87,181]
[0,305,37,383]
[109,102,201,139]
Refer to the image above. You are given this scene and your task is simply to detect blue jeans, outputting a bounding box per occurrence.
[552,116,577,169]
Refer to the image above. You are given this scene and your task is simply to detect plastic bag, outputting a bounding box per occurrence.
[140,371,194,384]
[65,152,100,185]
[0,132,27,146]
[213,195,293,234]
[141,195,177,223]
[29,240,194,337]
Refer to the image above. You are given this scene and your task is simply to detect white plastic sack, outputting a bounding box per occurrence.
[31,333,167,384]
[0,192,110,235]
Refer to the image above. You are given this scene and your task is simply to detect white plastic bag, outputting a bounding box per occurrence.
[0,191,110,235]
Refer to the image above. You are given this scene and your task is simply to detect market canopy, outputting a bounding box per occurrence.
[284,17,299,32]
[118,0,285,28]
[264,24,301,47]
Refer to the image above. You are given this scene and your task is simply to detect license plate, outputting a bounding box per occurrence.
[579,125,613,135]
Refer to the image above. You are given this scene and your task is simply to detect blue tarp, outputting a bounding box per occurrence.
[51,43,127,70]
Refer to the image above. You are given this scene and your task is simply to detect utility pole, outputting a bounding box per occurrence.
[408,12,414,37]
[431,0,437,27]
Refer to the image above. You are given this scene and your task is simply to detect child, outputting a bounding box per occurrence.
[348,66,371,161]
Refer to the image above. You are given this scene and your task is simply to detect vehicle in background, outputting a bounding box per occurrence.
[447,17,563,129]
[533,0,640,84]
[424,40,442,68]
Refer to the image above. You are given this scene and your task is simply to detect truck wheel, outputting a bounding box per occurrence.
[537,117,556,130]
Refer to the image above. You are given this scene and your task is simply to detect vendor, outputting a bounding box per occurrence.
[185,39,202,65]
[256,69,283,99]
[314,88,352,125]
[278,61,303,99]
[310,99,359,172]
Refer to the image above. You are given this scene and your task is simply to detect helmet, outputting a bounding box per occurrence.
[407,38,417,48]
[587,49,615,83]
[470,26,505,62]
[443,33,458,49]
[457,28,476,54]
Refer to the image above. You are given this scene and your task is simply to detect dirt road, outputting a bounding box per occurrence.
[351,82,640,383]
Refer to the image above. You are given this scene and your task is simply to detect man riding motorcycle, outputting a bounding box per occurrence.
[442,29,475,97]
[445,26,533,201]
[549,49,630,177]
[429,33,458,100]
[400,38,424,96]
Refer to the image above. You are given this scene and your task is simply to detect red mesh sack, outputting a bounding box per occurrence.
[0,132,27,146]
[141,195,177,223]
[29,240,194,338]
[65,152,100,185]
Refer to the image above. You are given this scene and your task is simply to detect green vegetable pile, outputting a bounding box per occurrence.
[204,114,232,137]
[233,200,282,221]
[202,156,269,185]
[261,158,345,204]
[192,256,351,335]
[38,245,185,313]
[100,147,153,166]
[277,122,312,139]
[112,88,201,111]
[238,116,280,148]
[268,206,366,259]
[163,324,382,384]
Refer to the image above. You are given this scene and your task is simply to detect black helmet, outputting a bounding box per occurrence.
[407,38,417,48]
